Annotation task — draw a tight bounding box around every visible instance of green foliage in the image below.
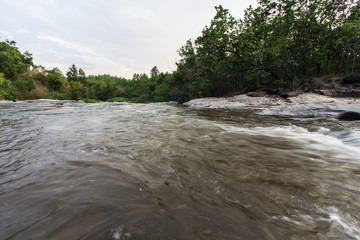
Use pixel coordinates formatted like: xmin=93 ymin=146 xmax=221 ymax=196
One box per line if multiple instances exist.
xmin=15 ymin=75 xmax=35 ymax=92
xmin=46 ymin=68 xmax=64 ymax=91
xmin=0 ymin=40 xmax=168 ymax=102
xmin=78 ymin=68 xmax=86 ymax=83
xmin=107 ymin=97 xmax=129 ymax=102
xmin=66 ymin=64 xmax=79 ymax=82
xmin=83 ymin=98 xmax=99 ymax=103
xmin=66 ymin=64 xmax=86 ymax=83
xmin=69 ymin=81 xmax=84 ymax=100
xmin=0 ymin=73 xmax=20 ymax=100
xmin=175 ymin=1 xmax=360 ymax=98
xmin=0 ymin=40 xmax=33 ymax=80
xmin=150 ymin=66 xmax=159 ymax=80
xmin=153 ymin=83 xmax=171 ymax=102
xmin=292 ymin=77 xmax=302 ymax=89
xmin=245 ymin=69 xmax=272 ymax=89
xmin=86 ymin=75 xmax=124 ymax=101
xmin=46 ymin=91 xmax=71 ymax=100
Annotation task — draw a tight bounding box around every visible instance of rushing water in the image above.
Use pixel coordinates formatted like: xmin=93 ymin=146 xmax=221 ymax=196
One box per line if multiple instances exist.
xmin=1 ymin=101 xmax=360 ymax=240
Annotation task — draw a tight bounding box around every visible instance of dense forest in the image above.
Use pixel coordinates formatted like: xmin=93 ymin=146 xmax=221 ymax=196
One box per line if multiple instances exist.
xmin=1 ymin=0 xmax=359 ymax=102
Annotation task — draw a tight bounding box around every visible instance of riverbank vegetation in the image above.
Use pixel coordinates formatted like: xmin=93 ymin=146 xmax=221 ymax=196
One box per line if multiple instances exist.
xmin=1 ymin=0 xmax=359 ymax=102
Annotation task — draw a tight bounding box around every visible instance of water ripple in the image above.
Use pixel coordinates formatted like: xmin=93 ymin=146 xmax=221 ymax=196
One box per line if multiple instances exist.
xmin=0 ymin=102 xmax=359 ymax=239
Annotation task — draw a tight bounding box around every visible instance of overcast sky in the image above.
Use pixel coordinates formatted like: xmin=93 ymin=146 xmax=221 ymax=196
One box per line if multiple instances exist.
xmin=0 ymin=0 xmax=258 ymax=78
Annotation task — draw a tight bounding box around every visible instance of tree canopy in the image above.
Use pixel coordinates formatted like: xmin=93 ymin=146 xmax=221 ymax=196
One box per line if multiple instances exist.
xmin=175 ymin=0 xmax=360 ymax=99
xmin=0 ymin=40 xmax=33 ymax=80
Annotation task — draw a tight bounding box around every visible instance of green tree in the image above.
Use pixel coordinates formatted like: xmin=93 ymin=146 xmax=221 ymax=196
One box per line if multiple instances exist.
xmin=175 ymin=1 xmax=359 ymax=99
xmin=69 ymin=81 xmax=83 ymax=100
xmin=337 ymin=4 xmax=360 ymax=73
xmin=66 ymin=64 xmax=79 ymax=82
xmin=46 ymin=68 xmax=64 ymax=91
xmin=175 ymin=39 xmax=199 ymax=99
xmin=78 ymin=68 xmax=86 ymax=83
xmin=15 ymin=71 xmax=36 ymax=92
xmin=150 ymin=66 xmax=159 ymax=80
xmin=0 ymin=40 xmax=33 ymax=80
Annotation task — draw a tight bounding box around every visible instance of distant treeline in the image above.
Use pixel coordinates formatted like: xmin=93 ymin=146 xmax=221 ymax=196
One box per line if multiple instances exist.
xmin=1 ymin=0 xmax=359 ymax=102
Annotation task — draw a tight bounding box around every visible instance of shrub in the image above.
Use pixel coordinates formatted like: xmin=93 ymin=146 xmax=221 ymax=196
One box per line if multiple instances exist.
xmin=46 ymin=91 xmax=71 ymax=100
xmin=22 ymin=84 xmax=48 ymax=99
xmin=107 ymin=97 xmax=129 ymax=102
xmin=83 ymin=98 xmax=99 ymax=103
xmin=0 ymin=74 xmax=20 ymax=100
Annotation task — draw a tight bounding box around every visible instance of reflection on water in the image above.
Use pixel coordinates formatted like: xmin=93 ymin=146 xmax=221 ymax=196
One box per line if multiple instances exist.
xmin=1 ymin=102 xmax=360 ymax=240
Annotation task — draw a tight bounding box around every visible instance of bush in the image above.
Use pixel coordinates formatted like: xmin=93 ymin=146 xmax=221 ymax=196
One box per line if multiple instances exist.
xmin=69 ymin=81 xmax=84 ymax=100
xmin=46 ymin=91 xmax=71 ymax=100
xmin=0 ymin=74 xmax=20 ymax=100
xmin=46 ymin=72 xmax=63 ymax=91
xmin=153 ymin=84 xmax=171 ymax=102
xmin=107 ymin=97 xmax=129 ymax=102
xmin=83 ymin=98 xmax=99 ymax=103
xmin=22 ymin=84 xmax=48 ymax=99
xmin=15 ymin=76 xmax=36 ymax=92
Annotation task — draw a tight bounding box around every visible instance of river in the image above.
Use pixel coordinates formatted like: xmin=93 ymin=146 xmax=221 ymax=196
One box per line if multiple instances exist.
xmin=1 ymin=101 xmax=360 ymax=240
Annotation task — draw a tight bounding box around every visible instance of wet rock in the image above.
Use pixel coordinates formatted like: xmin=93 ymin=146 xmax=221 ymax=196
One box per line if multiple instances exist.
xmin=185 ymin=93 xmax=360 ymax=120
xmin=246 ymin=91 xmax=266 ymax=97
xmin=287 ymin=90 xmax=303 ymax=98
xmin=319 ymin=89 xmax=337 ymax=97
xmin=337 ymin=111 xmax=360 ymax=121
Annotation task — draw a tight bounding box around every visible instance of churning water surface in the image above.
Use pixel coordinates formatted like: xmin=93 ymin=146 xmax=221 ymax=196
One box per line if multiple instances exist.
xmin=0 ymin=102 xmax=360 ymax=240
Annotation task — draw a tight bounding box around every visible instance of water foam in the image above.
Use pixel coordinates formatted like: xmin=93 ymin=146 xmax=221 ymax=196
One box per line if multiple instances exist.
xmin=215 ymin=123 xmax=360 ymax=162
xmin=328 ymin=207 xmax=360 ymax=240
xmin=276 ymin=207 xmax=360 ymax=240
xmin=111 ymin=225 xmax=131 ymax=240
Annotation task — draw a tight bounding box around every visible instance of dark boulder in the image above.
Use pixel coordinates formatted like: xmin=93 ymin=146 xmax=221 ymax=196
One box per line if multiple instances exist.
xmin=342 ymin=74 xmax=360 ymax=84
xmin=337 ymin=111 xmax=360 ymax=121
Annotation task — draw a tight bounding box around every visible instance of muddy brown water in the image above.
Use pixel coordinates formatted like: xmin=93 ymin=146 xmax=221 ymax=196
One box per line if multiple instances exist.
xmin=1 ymin=102 xmax=359 ymax=239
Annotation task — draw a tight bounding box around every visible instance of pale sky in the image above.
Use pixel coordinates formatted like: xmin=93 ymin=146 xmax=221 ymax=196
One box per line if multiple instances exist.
xmin=0 ymin=0 xmax=258 ymax=78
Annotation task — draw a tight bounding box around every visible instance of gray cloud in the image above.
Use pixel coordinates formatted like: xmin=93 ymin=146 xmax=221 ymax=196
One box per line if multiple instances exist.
xmin=0 ymin=0 xmax=257 ymax=78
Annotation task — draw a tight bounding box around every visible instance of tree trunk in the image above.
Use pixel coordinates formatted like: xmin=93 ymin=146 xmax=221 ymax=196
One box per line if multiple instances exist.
xmin=352 ymin=43 xmax=360 ymax=73
xmin=339 ymin=50 xmax=345 ymax=74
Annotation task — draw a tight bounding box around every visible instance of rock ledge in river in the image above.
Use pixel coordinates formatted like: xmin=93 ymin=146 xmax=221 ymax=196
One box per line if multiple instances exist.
xmin=184 ymin=93 xmax=360 ymax=119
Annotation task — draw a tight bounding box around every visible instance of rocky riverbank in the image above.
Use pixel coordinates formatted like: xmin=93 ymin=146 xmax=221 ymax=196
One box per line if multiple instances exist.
xmin=184 ymin=93 xmax=360 ymax=120
xmin=0 ymin=99 xmax=85 ymax=105
xmin=184 ymin=73 xmax=360 ymax=120
xmin=2 ymin=94 xmax=360 ymax=120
